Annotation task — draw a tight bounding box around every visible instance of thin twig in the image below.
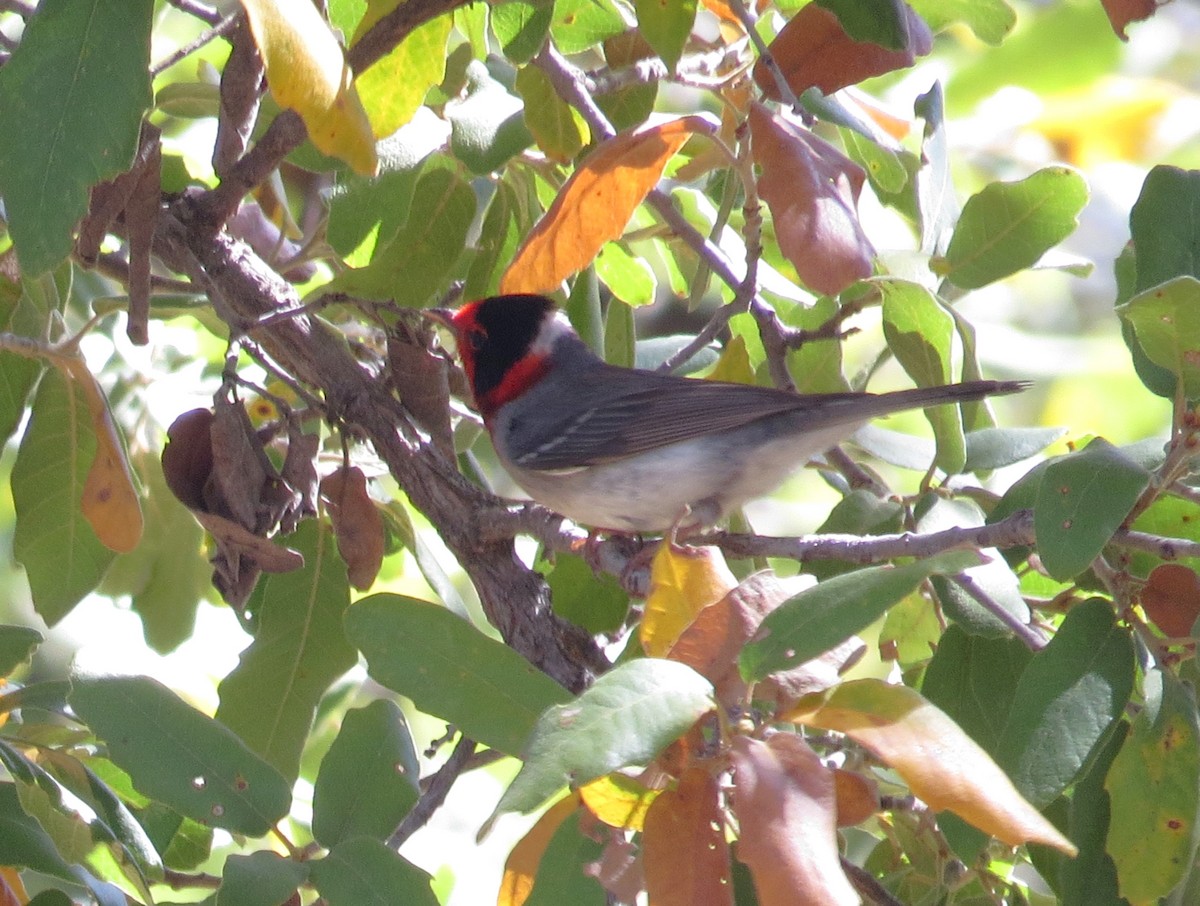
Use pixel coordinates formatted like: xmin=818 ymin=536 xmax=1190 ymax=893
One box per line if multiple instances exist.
xmin=388 ymin=736 xmax=478 ymax=849
xmin=726 ymin=0 xmax=807 ymax=117
xmin=841 ymin=857 xmax=905 ymax=906
xmin=164 ymin=0 xmax=222 ymax=26
xmin=1112 ymin=528 xmax=1200 ymax=561
xmin=949 ymin=572 xmax=1048 ymax=650
xmin=151 ymin=12 xmax=240 ymax=76
xmin=0 ymin=0 xmax=36 ymax=16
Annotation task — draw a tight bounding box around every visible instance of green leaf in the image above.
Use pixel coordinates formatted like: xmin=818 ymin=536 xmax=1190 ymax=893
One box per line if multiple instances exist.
xmin=464 ymin=181 xmax=523 ymax=300
xmin=815 ymin=0 xmax=910 ymax=49
xmin=325 ymin=165 xmax=476 ymax=302
xmin=216 ymin=520 xmax=356 ymax=785
xmin=326 ymin=147 xmax=431 ymax=265
xmin=1128 ymin=496 xmax=1200 ymax=577
xmin=915 ymin=83 xmax=957 ymax=256
xmin=0 ymin=0 xmax=153 ymax=274
xmin=907 ymin=0 xmax=1015 ymax=44
xmin=807 ymin=489 xmax=904 ymax=582
xmin=13 ymin=368 xmax=115 ymax=625
xmin=963 ymin=426 xmax=1067 ymax=472
xmin=1117 ymin=275 xmax=1200 ymax=400
xmin=354 ymin=14 xmax=451 ymax=138
xmin=596 ymin=32 xmax=658 ymax=131
xmin=1033 ymin=439 xmax=1151 ymax=581
xmin=922 ymin=626 xmax=1032 ymax=756
xmin=840 ymin=128 xmax=910 ymax=196
xmin=604 ymin=297 xmax=636 ymax=368
xmin=0 ymin=782 xmax=77 ymax=883
xmin=312 ymin=700 xmax=420 ymax=847
xmin=942 ymin=166 xmax=1089 ymax=290
xmin=310 ymin=837 xmax=439 ymax=906
xmin=739 ymin=551 xmax=980 ymax=682
xmin=70 ymin=675 xmax=292 ymax=836
xmin=492 ymin=659 xmax=714 ymax=818
xmin=634 ymin=0 xmax=696 ymax=71
xmin=447 ymin=61 xmax=533 ymax=175
xmin=27 ymin=892 xmax=75 ymax=906
xmin=595 ymin=242 xmax=657 ymax=307
xmin=0 ymin=625 xmax=43 ymax=677
xmin=516 ymin=65 xmax=589 ymax=163
xmin=1061 ymin=720 xmax=1128 ymax=906
xmin=779 ymin=295 xmax=850 ymax=394
xmin=525 ymin=810 xmax=606 ymax=906
xmin=1105 ymin=670 xmax=1200 ymax=905
xmin=491 ymin=0 xmax=553 ymax=65
xmin=215 ymin=852 xmax=309 ymax=906
xmin=878 ymin=279 xmax=965 ymax=473
xmin=345 ymin=593 xmax=573 ymax=756
xmin=999 ymin=599 xmax=1133 ymax=808
xmin=1130 ymin=165 xmax=1200 ymax=292
xmin=546 ymin=553 xmax=629 ymax=634
xmin=0 ymin=278 xmax=47 ymax=445
xmin=551 ymin=0 xmax=626 ymax=53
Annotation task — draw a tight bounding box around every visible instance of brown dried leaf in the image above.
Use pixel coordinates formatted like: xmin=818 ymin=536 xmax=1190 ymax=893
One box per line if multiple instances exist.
xmin=388 ymin=328 xmax=454 ymax=458
xmin=210 ymin=395 xmax=271 ymax=532
xmin=162 ymin=408 xmax=216 ymax=511
xmin=279 ymin=425 xmax=320 ymax=533
xmin=1141 ymin=563 xmax=1200 ymax=639
xmin=193 ymin=509 xmax=304 ymax=573
xmin=1100 ymin=0 xmax=1158 ymax=39
xmin=668 ymin=571 xmax=863 ymax=709
xmin=749 ymin=103 xmax=874 ymax=296
xmin=501 ymin=115 xmax=716 ymax=294
xmin=730 ymin=735 xmax=858 ymax=906
xmin=642 ymin=543 xmax=736 ymax=658
xmin=643 ymin=767 xmax=732 ymax=906
xmin=214 ymin=19 xmax=266 ymax=176
xmin=833 ymin=767 xmax=880 ymax=827
xmin=753 ymin=3 xmax=931 ymax=98
xmin=62 ymin=359 xmax=143 ymax=554
xmin=586 ymin=837 xmax=644 ymax=905
xmin=321 ymin=465 xmax=385 ymax=590
xmin=498 ymin=793 xmax=580 ymax=906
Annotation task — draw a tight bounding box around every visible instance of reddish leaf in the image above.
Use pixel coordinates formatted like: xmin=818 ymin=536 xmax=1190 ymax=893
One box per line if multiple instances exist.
xmin=833 ymin=767 xmax=880 ymax=827
xmin=321 ymin=466 xmax=385 ymax=591
xmin=498 ymin=793 xmax=580 ymax=906
xmin=162 ymin=408 xmax=215 ymax=512
xmin=501 ymin=115 xmax=716 ymax=294
xmin=1100 ymin=0 xmax=1158 ymax=39
xmin=730 ymin=735 xmax=858 ymax=906
xmin=753 ymin=3 xmax=932 ymax=99
xmin=643 ymin=767 xmax=733 ymax=906
xmin=1141 ymin=563 xmax=1200 ymax=638
xmin=749 ymin=103 xmax=874 ymax=295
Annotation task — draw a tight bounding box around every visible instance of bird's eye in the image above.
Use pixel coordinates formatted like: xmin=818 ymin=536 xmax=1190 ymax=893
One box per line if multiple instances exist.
xmin=468 ymin=329 xmax=486 ymax=351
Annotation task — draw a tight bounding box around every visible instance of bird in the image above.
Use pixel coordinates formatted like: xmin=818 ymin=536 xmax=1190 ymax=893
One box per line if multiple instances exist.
xmin=429 ymin=293 xmax=1027 ymax=534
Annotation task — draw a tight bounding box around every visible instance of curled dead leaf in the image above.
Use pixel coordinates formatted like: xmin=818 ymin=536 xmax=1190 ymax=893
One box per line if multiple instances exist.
xmin=753 ymin=3 xmax=931 ymax=99
xmin=1141 ymin=563 xmax=1200 ymax=639
xmin=321 ymin=466 xmax=385 ymax=590
xmin=162 ymin=408 xmax=216 ymax=511
xmin=833 ymin=767 xmax=880 ymax=827
xmin=192 ymin=509 xmax=304 ymax=573
xmin=388 ymin=325 xmax=454 ymax=457
xmin=501 ymin=115 xmax=717 ymax=294
xmin=730 ymin=734 xmax=858 ymax=906
xmin=749 ymin=103 xmax=874 ymax=296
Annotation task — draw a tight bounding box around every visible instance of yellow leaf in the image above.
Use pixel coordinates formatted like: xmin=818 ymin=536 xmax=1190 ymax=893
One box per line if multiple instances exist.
xmin=497 ymin=793 xmax=579 ymax=906
xmin=354 ymin=13 xmax=452 ymax=138
xmin=240 ymin=0 xmax=377 ymax=175
xmin=59 ymin=359 xmax=143 ymax=554
xmin=500 ymin=115 xmax=716 ymax=294
xmin=579 ymin=773 xmax=659 ymax=831
xmin=786 ymin=679 xmax=1078 ymax=855
xmin=702 ymin=335 xmax=754 ymax=385
xmin=641 ymin=544 xmax=736 ymax=658
xmin=1033 ymin=77 xmax=1177 ymax=168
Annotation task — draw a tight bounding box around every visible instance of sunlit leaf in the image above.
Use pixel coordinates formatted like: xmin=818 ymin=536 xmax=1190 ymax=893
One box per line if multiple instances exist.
xmin=907 ymin=0 xmax=1015 ymax=44
xmin=787 ymin=679 xmax=1078 ymax=854
xmin=240 ymin=0 xmax=377 ymax=175
xmin=749 ymin=104 xmax=873 ymax=296
xmin=1117 ymin=275 xmax=1200 ymax=400
xmin=0 ymin=626 xmax=42 ymax=679
xmin=516 ymin=65 xmax=590 ymax=163
xmin=498 ymin=793 xmax=579 ymax=906
xmin=730 ymin=734 xmax=857 ymax=906
xmin=641 ymin=544 xmax=736 ymax=658
xmin=491 ymin=660 xmax=714 ymax=820
xmin=321 ymin=466 xmax=385 ymax=590
xmin=345 ymin=593 xmax=572 ymax=756
xmin=941 ymin=166 xmax=1088 ymax=289
xmin=446 ymin=61 xmax=533 ymax=175
xmin=1106 ymin=669 xmax=1200 ymax=904
xmin=501 ymin=115 xmax=716 ymax=294
xmin=354 ymin=13 xmax=452 ymax=138
xmin=578 ymin=774 xmax=658 ymax=831
xmin=643 ymin=767 xmax=732 ymax=906
xmin=0 ymin=0 xmax=153 ymax=275
xmin=634 ymin=0 xmax=697 ymax=72
xmin=551 ymin=0 xmax=626 ymax=53
xmin=491 ymin=0 xmax=553 ymax=65
xmin=71 ymin=675 xmax=292 ymax=836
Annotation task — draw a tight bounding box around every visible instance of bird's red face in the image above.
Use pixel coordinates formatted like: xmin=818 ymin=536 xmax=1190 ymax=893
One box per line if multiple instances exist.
xmin=440 ymin=295 xmax=559 ymax=421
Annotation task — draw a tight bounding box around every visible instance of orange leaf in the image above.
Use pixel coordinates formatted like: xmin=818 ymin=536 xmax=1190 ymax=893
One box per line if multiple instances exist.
xmin=833 ymin=767 xmax=879 ymax=827
xmin=240 ymin=0 xmax=377 ymax=175
xmin=730 ymin=735 xmax=858 ymax=906
xmin=641 ymin=543 xmax=736 ymax=657
xmin=500 ymin=115 xmax=716 ymax=294
xmin=0 ymin=868 xmax=26 ymax=906
xmin=786 ymin=679 xmax=1078 ymax=855
xmin=753 ymin=3 xmax=931 ymax=99
xmin=1141 ymin=563 xmax=1200 ymax=639
xmin=498 ymin=793 xmax=580 ymax=906
xmin=643 ymin=767 xmax=733 ymax=906
xmin=749 ymin=103 xmax=874 ymax=296
xmin=1100 ymin=0 xmax=1158 ymax=39
xmin=60 ymin=359 xmax=143 ymax=554
xmin=320 ymin=466 xmax=385 ymax=590
xmin=579 ymin=773 xmax=660 ymax=831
